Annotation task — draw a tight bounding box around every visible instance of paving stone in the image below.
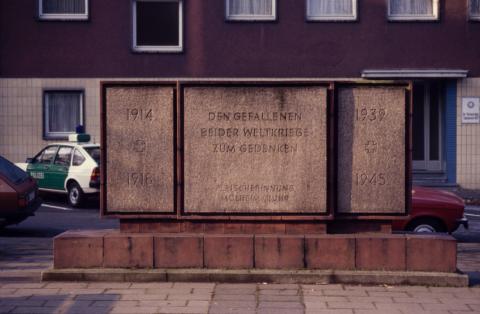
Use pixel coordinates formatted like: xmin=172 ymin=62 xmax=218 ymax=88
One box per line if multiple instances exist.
xmin=259 ymin=289 xmax=299 ymax=295
xmin=15 ymin=288 xmax=60 ymax=296
xmin=75 ymin=294 xmax=121 ymax=301
xmin=167 ymin=293 xmax=212 ymax=301
xmin=304 ymin=296 xmax=348 ymax=302
xmin=129 ymin=283 xmax=173 ymax=289
xmin=213 ymin=294 xmax=256 ymax=301
xmin=87 ymin=283 xmax=132 ymax=289
xmin=367 ymin=291 xmax=410 ymax=298
xmin=305 ymin=310 xmax=353 ymax=314
xmin=259 ymin=284 xmax=300 ymax=290
xmin=327 ymin=301 xmax=375 ymax=309
xmin=258 ymin=301 xmax=304 ymax=308
xmin=0 ymin=306 xmax=15 ymax=314
xmin=121 ymin=294 xmax=168 ymax=301
xmin=92 ymin=300 xmax=137 ymax=307
xmin=208 ymin=307 xmax=255 ymax=314
xmin=158 ymin=306 xmax=209 ymax=313
xmin=323 ymin=289 xmax=368 ymax=296
xmin=375 ymin=302 xmax=424 ymax=312
xmin=393 ymin=297 xmax=440 ymax=304
xmin=210 ymin=301 xmax=257 ymax=308
xmin=110 ymin=306 xmax=159 ymax=313
xmin=60 ymin=288 xmax=107 ymax=296
xmin=421 ymin=303 xmax=472 ymax=311
xmin=105 ymin=289 xmax=146 ymax=295
xmin=11 ymin=307 xmax=57 ymax=314
xmin=303 ymin=301 xmax=327 ymax=309
xmin=257 ymin=309 xmax=304 ymax=314
xmin=258 ymin=295 xmax=301 ymax=302
xmin=137 ymin=300 xmax=185 ymax=307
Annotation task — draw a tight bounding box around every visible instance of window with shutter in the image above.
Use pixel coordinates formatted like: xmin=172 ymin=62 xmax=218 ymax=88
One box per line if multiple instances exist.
xmin=388 ymin=0 xmax=439 ymax=21
xmin=226 ymin=0 xmax=276 ymax=21
xmin=306 ymin=0 xmax=357 ymax=21
xmin=39 ymin=0 xmax=88 ymax=20
xmin=470 ymin=0 xmax=480 ymax=20
xmin=43 ymin=91 xmax=84 ymax=140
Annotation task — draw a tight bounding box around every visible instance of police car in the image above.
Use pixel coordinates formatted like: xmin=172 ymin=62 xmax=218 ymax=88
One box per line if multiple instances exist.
xmin=16 ymin=134 xmax=100 ymax=207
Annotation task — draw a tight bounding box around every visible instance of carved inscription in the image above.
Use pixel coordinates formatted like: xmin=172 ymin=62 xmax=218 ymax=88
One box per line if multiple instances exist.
xmin=338 ymin=87 xmax=406 ymax=214
xmin=184 ymin=86 xmax=327 ymax=213
xmin=105 ymin=86 xmax=174 ymax=212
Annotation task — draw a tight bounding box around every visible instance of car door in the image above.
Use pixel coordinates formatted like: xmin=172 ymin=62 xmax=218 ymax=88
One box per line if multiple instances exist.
xmin=27 ymin=146 xmax=59 ymax=189
xmin=50 ymin=146 xmax=73 ymax=191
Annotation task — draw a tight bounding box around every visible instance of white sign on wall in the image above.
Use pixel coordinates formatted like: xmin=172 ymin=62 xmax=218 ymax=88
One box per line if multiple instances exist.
xmin=462 ymin=97 xmax=480 ymax=124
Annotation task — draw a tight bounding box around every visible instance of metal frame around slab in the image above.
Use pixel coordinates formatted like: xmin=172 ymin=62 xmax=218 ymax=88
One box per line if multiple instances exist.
xmin=100 ymin=81 xmax=178 ymax=219
xmin=100 ymin=80 xmax=411 ymax=221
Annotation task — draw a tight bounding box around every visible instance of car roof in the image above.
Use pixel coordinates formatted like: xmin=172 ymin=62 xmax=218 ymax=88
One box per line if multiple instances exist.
xmin=50 ymin=142 xmax=100 ymax=148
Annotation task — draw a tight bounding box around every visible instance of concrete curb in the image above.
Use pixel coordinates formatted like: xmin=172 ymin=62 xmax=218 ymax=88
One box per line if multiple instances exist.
xmin=41 ymin=268 xmax=469 ymax=287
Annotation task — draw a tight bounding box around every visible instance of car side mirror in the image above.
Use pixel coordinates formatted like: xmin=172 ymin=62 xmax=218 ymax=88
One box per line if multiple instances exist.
xmin=26 ymin=158 xmax=33 ymax=163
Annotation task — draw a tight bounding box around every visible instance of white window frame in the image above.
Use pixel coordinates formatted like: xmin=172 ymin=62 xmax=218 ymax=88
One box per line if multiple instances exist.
xmin=387 ymin=0 xmax=439 ymax=21
xmin=306 ymin=0 xmax=358 ymax=22
xmin=132 ymin=0 xmax=183 ymax=53
xmin=225 ymin=0 xmax=277 ymax=21
xmin=38 ymin=0 xmax=89 ymax=21
xmin=43 ymin=90 xmax=84 ymax=140
xmin=469 ymin=0 xmax=480 ymax=21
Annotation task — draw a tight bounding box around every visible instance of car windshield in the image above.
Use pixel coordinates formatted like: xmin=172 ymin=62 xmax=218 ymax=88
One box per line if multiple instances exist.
xmin=84 ymin=147 xmax=101 ymax=165
xmin=0 ymin=155 xmax=29 ymax=185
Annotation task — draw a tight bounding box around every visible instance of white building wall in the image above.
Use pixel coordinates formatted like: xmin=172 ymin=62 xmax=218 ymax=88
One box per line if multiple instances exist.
xmin=0 ymin=78 xmax=101 ymax=163
xmin=457 ymin=77 xmax=480 ymax=189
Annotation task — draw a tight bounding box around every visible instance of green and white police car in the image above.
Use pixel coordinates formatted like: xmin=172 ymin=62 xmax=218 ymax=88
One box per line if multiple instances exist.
xmin=16 ymin=134 xmax=100 ymax=207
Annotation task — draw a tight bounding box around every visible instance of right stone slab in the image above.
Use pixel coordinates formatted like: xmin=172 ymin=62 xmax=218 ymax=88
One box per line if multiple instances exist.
xmin=338 ymin=86 xmax=406 ymax=214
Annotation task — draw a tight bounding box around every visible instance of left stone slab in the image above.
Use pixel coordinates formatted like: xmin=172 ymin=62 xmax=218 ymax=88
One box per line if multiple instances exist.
xmin=105 ymin=86 xmax=175 ymax=213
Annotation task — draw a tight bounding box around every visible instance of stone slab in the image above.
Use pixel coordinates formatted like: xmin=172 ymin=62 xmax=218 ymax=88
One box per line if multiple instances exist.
xmin=406 ymin=234 xmax=457 ymax=272
xmin=204 ymin=235 xmax=254 ymax=269
xmin=337 ymin=86 xmax=406 ymax=214
xmin=53 ymin=230 xmax=108 ymax=269
xmin=41 ymin=269 xmax=469 ymax=287
xmin=305 ymin=235 xmax=355 ymax=270
xmin=105 ymin=86 xmax=174 ymax=213
xmin=183 ymin=86 xmax=327 ymax=214
xmin=355 ymin=235 xmax=406 ymax=271
xmin=103 ymin=233 xmax=154 ymax=268
xmin=154 ymin=234 xmax=204 ymax=268
xmin=254 ymin=235 xmax=304 ymax=269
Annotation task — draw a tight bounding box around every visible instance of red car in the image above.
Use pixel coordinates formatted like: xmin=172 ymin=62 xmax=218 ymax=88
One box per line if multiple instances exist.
xmin=393 ymin=186 xmax=468 ymax=233
xmin=0 ymin=155 xmax=41 ymax=227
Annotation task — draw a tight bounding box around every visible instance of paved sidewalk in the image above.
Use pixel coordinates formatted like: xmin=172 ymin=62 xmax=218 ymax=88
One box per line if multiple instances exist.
xmin=1 ymin=238 xmax=480 ymax=314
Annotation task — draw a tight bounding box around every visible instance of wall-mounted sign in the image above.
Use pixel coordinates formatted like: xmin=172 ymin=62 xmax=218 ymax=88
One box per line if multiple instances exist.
xmin=462 ymin=97 xmax=480 ymax=124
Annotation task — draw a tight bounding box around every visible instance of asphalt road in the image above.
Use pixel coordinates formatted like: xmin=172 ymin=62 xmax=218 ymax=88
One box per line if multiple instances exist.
xmin=0 ymin=194 xmax=117 ymax=238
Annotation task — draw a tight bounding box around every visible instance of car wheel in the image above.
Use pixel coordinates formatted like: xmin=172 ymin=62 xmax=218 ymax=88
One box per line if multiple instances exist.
xmin=67 ymin=182 xmax=84 ymax=208
xmin=409 ymin=219 xmax=446 ymax=233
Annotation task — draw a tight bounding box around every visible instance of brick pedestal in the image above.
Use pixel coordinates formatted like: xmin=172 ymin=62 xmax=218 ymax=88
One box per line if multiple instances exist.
xmin=53 ymin=230 xmax=458 ymax=273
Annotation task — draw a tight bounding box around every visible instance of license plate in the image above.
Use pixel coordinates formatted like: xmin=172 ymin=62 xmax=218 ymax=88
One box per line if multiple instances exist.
xmin=27 ymin=191 xmax=35 ymax=203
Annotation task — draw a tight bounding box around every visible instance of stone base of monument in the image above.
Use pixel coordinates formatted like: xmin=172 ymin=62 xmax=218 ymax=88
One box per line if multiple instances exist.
xmin=44 ymin=229 xmax=468 ymax=286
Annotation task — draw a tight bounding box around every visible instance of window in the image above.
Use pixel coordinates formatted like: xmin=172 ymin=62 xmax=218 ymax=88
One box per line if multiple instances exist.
xmin=306 ymin=0 xmax=357 ymax=21
xmin=470 ymin=0 xmax=480 ymax=20
xmin=54 ymin=147 xmax=73 ymax=166
xmin=388 ymin=0 xmax=439 ymax=21
xmin=37 ymin=146 xmax=59 ymax=164
xmin=39 ymin=0 xmax=89 ymax=20
xmin=72 ymin=149 xmax=86 ymax=166
xmin=133 ymin=0 xmax=183 ymax=52
xmin=43 ymin=91 xmax=84 ymax=140
xmin=226 ymin=0 xmax=276 ymax=21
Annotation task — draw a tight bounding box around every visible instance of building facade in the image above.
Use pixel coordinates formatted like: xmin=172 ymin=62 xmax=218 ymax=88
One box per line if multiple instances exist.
xmin=1 ymin=0 xmax=480 ymax=188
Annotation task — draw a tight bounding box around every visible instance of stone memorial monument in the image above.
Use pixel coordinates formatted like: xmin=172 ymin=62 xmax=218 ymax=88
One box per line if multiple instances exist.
xmin=47 ymin=81 xmax=461 ymax=285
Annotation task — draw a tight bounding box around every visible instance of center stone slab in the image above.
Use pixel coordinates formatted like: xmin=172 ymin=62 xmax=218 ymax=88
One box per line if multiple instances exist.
xmin=183 ymin=86 xmax=327 ymax=214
